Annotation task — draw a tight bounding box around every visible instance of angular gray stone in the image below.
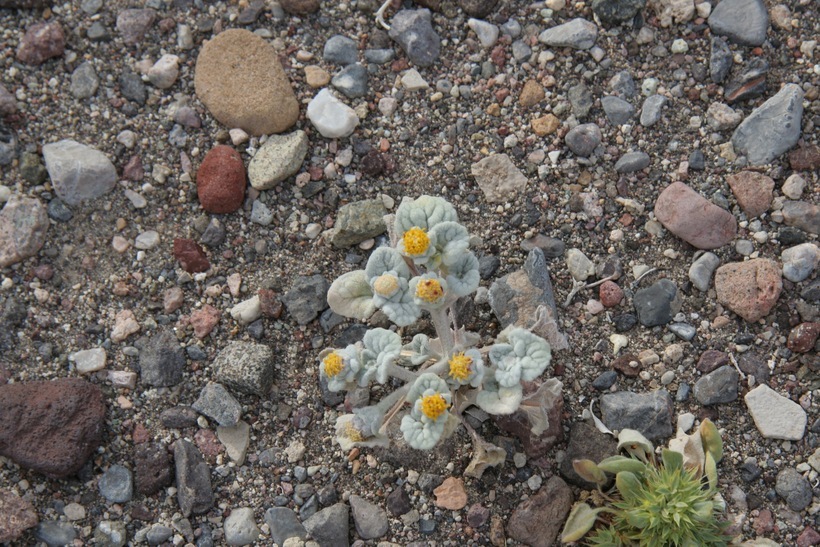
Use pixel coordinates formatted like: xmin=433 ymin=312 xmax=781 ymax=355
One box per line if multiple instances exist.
xmin=568 ymin=82 xmax=593 ymax=118
xmin=192 ymin=383 xmax=242 ymax=427
xmin=693 ymin=365 xmax=739 ymax=405
xmin=508 ymin=476 xmax=573 ymax=546
xmin=565 ymin=123 xmax=602 ymax=157
xmin=640 ymin=94 xmax=666 ymax=127
xmin=732 ymin=84 xmax=803 ymax=165
xmin=592 ymin=0 xmax=645 ymax=24
xmin=303 ymin=503 xmax=349 ymax=547
xmin=388 ymin=10 xmax=440 ymax=68
xmin=781 ymin=243 xmax=819 ymax=282
xmin=331 ymin=64 xmax=368 ymax=99
xmin=470 ymin=153 xmax=528 ymax=203
xmin=174 ymin=440 xmax=214 ymax=517
xmin=782 ymin=201 xmax=819 ymax=235
xmin=35 ymin=521 xmax=77 ymax=547
xmin=744 ymin=384 xmax=806 ymax=440
xmin=331 ymin=199 xmax=387 ymax=248
xmin=213 ymin=341 xmax=275 ymax=397
xmin=710 ymin=36 xmax=733 ymax=84
xmin=42 ymin=139 xmax=117 ymax=206
xmin=98 ymin=464 xmax=133 ymax=503
xmin=614 ymin=151 xmax=650 ymax=173
xmin=248 ymin=130 xmax=308 ymax=191
xmin=139 ymin=328 xmax=186 ymax=387
xmin=601 ymin=95 xmax=635 ymax=125
xmin=600 ymin=390 xmax=674 ymax=440
xmin=708 ymin=0 xmax=769 ymax=46
xmin=0 ymin=195 xmax=49 ymax=268
xmin=264 ymin=507 xmax=307 ymax=545
xmin=323 ymin=35 xmax=358 ymax=65
xmin=538 ymin=18 xmax=598 ymax=50
xmin=775 ymin=468 xmax=812 ymax=511
xmin=489 ymin=248 xmax=557 ymax=330
xmin=282 ymin=275 xmax=330 ymax=325
xmin=559 ymin=422 xmax=618 ymax=488
xmin=70 ymin=61 xmax=99 ymax=99
xmin=688 ymin=252 xmax=720 ymax=292
xmin=349 ymin=495 xmax=388 ymax=539
xmin=223 ymin=507 xmax=259 ymax=546
xmin=633 ymin=279 xmax=680 ymax=327
xmin=116 ymin=8 xmax=156 ymax=46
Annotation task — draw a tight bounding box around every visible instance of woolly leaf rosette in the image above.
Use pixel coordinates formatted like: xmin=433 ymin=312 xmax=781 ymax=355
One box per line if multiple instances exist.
xmin=409 ymin=272 xmax=449 ymax=310
xmin=358 ymin=328 xmax=402 ymax=385
xmin=401 ymin=373 xmax=453 ymax=450
xmin=446 ymin=348 xmax=485 ymax=388
xmin=335 ymin=406 xmax=388 ymax=451
xmin=402 ymin=334 xmax=439 ymax=366
xmin=319 ymin=345 xmax=362 ymax=392
xmin=429 ymin=221 xmax=470 ymax=266
xmin=394 ymin=195 xmax=458 ymax=235
xmin=326 ymin=270 xmax=375 ymax=321
xmin=364 ymin=247 xmax=420 ymax=326
xmin=443 ymin=250 xmax=480 ymax=297
xmin=490 ymin=328 xmax=552 ymax=387
xmin=475 ymin=374 xmax=523 ymax=415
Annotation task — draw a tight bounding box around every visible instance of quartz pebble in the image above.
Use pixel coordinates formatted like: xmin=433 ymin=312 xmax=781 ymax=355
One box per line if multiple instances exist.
xmin=307 ymin=89 xmax=359 ymax=139
xmin=745 ymin=384 xmax=806 ymax=440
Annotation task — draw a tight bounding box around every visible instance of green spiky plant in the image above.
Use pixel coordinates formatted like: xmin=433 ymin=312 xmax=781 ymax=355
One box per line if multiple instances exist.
xmin=561 ymin=419 xmax=731 ymax=546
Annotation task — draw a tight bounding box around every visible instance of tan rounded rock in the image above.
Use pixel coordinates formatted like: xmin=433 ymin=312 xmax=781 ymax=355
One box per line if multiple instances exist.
xmin=654 ymin=181 xmax=737 ymax=249
xmin=715 ymin=258 xmax=782 ymax=322
xmin=194 ymin=29 xmax=299 ymax=136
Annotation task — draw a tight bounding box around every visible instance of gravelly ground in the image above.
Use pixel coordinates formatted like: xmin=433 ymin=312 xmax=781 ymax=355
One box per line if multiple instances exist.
xmin=0 ymin=0 xmax=818 ymax=545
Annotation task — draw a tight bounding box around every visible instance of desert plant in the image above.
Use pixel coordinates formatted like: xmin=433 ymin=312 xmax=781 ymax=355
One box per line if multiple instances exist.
xmin=561 ymin=419 xmax=729 ymax=546
xmin=320 ymin=195 xmax=558 ymax=477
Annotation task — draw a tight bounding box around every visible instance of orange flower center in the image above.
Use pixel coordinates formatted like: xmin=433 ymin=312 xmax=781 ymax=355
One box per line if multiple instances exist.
xmin=448 ymin=352 xmax=473 ymax=381
xmin=416 ymin=278 xmax=444 ymax=303
xmin=403 ymin=227 xmax=430 ymax=256
xmin=323 ymin=352 xmax=344 ymax=377
xmin=420 ymin=393 xmax=449 ymax=420
xmin=373 ymin=274 xmax=399 ymax=296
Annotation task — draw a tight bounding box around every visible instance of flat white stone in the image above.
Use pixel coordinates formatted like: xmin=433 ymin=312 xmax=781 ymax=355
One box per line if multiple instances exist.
xmin=217 ymin=420 xmax=250 ymax=466
xmin=744 ymin=384 xmax=806 ymax=441
xmin=230 ymin=296 xmax=261 ymax=325
xmin=307 ymin=89 xmax=359 ymax=139
xmin=71 ymin=347 xmax=107 ymax=374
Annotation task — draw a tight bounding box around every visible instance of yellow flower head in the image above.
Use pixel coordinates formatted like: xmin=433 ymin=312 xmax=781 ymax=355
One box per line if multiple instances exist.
xmin=373 ymin=273 xmax=399 ymax=297
xmin=402 ymin=227 xmax=430 ymax=256
xmin=323 ymin=352 xmax=344 ymax=378
xmin=420 ymin=393 xmax=449 ymax=421
xmin=344 ymin=422 xmax=364 ymax=443
xmin=415 ymin=278 xmax=444 ymax=303
xmin=448 ymin=352 xmax=473 ymax=381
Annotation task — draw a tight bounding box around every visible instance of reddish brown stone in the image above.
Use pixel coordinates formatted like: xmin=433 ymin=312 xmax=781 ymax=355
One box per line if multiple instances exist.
xmin=715 ymin=259 xmax=782 ymax=322
xmin=173 ymin=238 xmax=210 ymax=273
xmin=654 ymin=181 xmax=737 ymax=249
xmin=787 ymin=322 xmax=819 ymax=353
xmin=789 ymin=144 xmax=820 ymax=171
xmin=494 ymin=380 xmax=563 ymax=458
xmin=194 ymin=429 xmax=221 ymax=459
xmin=508 ymin=476 xmax=573 ymax=547
xmin=0 ymin=489 xmax=38 ymax=543
xmin=134 ymin=442 xmax=173 ymax=495
xmin=258 ymin=289 xmax=283 ymax=318
xmin=599 ymin=280 xmax=624 ymax=307
xmin=279 ymin=0 xmax=319 ymax=14
xmin=611 ymin=354 xmax=641 ymax=377
xmin=697 ymin=349 xmax=729 ymax=373
xmin=196 ymin=145 xmax=246 ymax=214
xmin=16 ymin=21 xmax=65 ymax=65
xmin=798 ymin=526 xmax=820 ymax=547
xmin=123 ymin=155 xmax=144 ymax=181
xmin=0 ymin=378 xmax=105 ymax=478
xmin=726 ymin=171 xmax=775 ymax=218
xmin=189 ymin=304 xmax=220 ymax=339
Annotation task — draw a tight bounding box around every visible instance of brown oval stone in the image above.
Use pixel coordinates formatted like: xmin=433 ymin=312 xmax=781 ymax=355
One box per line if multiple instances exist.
xmin=714 ymin=258 xmax=782 ymax=322
xmin=196 ymin=145 xmax=246 ymax=214
xmin=173 ymin=238 xmax=210 ymax=273
xmin=599 ymin=280 xmax=624 ymax=307
xmin=654 ymin=181 xmax=737 ymax=249
xmin=16 ymin=21 xmax=65 ymax=65
xmin=0 ymin=378 xmax=105 ymax=478
xmin=787 ymin=322 xmax=819 ymax=353
xmin=280 ymin=0 xmax=320 ymax=14
xmin=194 ymin=29 xmax=299 ymax=136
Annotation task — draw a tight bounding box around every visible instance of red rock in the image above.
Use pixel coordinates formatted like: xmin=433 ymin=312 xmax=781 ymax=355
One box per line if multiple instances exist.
xmin=787 ymin=322 xmax=819 ymax=353
xmin=754 ymin=508 xmax=774 ymax=535
xmin=611 ymin=354 xmax=641 ymax=377
xmin=16 ymin=22 xmax=65 ymax=65
xmin=132 ymin=422 xmax=150 ymax=444
xmin=134 ymin=443 xmax=173 ymax=495
xmin=123 ymin=155 xmax=144 ymax=181
xmin=194 ymin=429 xmax=221 ymax=459
xmin=697 ymin=349 xmax=729 ymax=373
xmin=797 ymin=526 xmax=820 ymax=547
xmin=599 ymin=280 xmax=624 ymax=307
xmin=190 ymin=304 xmax=220 ymax=338
xmin=654 ymin=181 xmax=737 ymax=249
xmin=715 ymin=259 xmax=782 ymax=322
xmin=196 ymin=146 xmax=246 ymax=214
xmin=258 ymin=289 xmax=283 ymax=318
xmin=726 ymin=171 xmax=775 ymax=218
xmin=790 ymin=144 xmax=820 ymax=171
xmin=174 ymin=238 xmax=210 ymax=273
xmin=0 ymin=489 xmax=38 ymax=543
xmin=0 ymin=378 xmax=105 ymax=478
xmin=508 ymin=476 xmax=573 ymax=547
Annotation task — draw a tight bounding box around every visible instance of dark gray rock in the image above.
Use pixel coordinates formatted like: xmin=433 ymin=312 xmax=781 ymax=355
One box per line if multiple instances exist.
xmin=146 ymin=525 xmax=173 ymax=545
xmin=303 ymin=503 xmax=349 ymax=547
xmin=139 ymin=328 xmax=185 ymax=387
xmin=134 ymin=442 xmax=173 ymax=495
xmin=264 ymin=507 xmax=307 ymax=545
xmin=0 ymin=125 xmax=17 ymax=167
xmin=508 ymin=476 xmax=574 ymax=546
xmin=592 ymin=370 xmax=618 ymax=390
xmin=386 ymin=487 xmax=411 ymax=516
xmin=689 ymin=149 xmax=706 ymax=170
xmin=173 ymin=440 xmax=213 ymax=517
xmin=331 ymin=199 xmax=387 ymax=248
xmin=559 ymin=422 xmax=618 ymax=488
xmin=323 ymin=35 xmax=358 ymax=65
xmin=592 ymin=0 xmax=645 ymax=25
xmin=160 ymin=406 xmax=199 ymax=428
xmin=614 ymin=151 xmax=650 ymax=173
xmin=600 ymin=390 xmax=674 ymax=440
xmin=282 ymin=275 xmax=330 ymax=325
xmin=633 ymin=279 xmax=680 ymax=327
xmin=775 ymin=468 xmax=813 ymax=511
xmin=192 ymin=383 xmax=241 ymax=427
xmin=98 ymin=464 xmax=133 ymax=503
xmin=34 ymin=521 xmax=77 ymax=547
xmin=565 ymin=123 xmax=602 ymax=157
xmin=709 ymin=37 xmax=733 ymax=84
xmin=349 ymin=495 xmax=388 ymax=539
xmin=521 ymin=234 xmax=565 ymax=258
xmin=364 ymin=48 xmax=395 ymax=65
xmin=489 ymin=248 xmax=557 ymax=329
xmin=212 ymin=341 xmax=274 ymax=397
xmin=725 ymin=58 xmax=769 ymax=104
xmin=601 ymin=95 xmax=635 ymax=125
xmin=609 ymin=70 xmax=636 ymax=98
xmin=537 ymin=18 xmax=598 ymax=50
xmin=70 ymin=61 xmax=99 ymax=99
xmin=708 ymin=0 xmax=769 ymax=46
xmin=668 ymin=322 xmax=696 ymax=341
xmin=459 ymin=0 xmax=498 ymax=17
xmin=119 ymin=70 xmax=146 ymax=105
xmin=640 ymin=94 xmax=666 ymax=127
xmin=47 ymin=198 xmax=73 ymax=222
xmin=693 ymin=365 xmax=739 ymax=405
xmin=568 ymin=82 xmax=593 ymax=118
xmin=388 ymin=10 xmax=441 ymax=68
xmin=201 ymin=218 xmax=226 ymax=247
xmin=732 ymin=84 xmax=804 ymax=165
xmin=19 ymin=152 xmax=48 ymax=184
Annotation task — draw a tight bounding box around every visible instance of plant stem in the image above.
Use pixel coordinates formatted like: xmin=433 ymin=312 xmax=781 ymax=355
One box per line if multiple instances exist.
xmin=385 ymin=362 xmax=418 ymax=383
xmin=430 ymin=307 xmax=454 ymax=356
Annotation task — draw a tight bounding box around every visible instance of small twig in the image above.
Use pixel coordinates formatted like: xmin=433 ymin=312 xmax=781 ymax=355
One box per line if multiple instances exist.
xmin=563 ymin=274 xmax=617 ymax=308
xmin=375 ymin=0 xmax=392 ymax=30
xmin=728 ymin=353 xmax=747 ymax=380
xmin=630 ymin=267 xmax=658 ymax=290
